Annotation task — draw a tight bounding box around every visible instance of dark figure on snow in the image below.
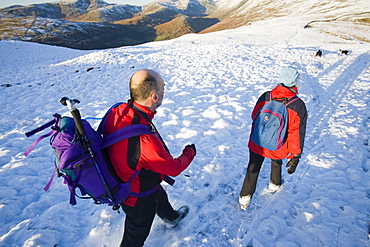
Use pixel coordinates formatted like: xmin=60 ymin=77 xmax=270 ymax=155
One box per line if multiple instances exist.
xmin=239 ymin=66 xmax=308 ymax=210
xmin=339 ymin=49 xmax=349 ymax=55
xmin=104 ymin=69 xmax=196 ymax=246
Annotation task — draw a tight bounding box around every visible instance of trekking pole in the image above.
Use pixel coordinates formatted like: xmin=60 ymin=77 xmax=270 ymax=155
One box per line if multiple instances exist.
xmin=60 ymin=97 xmax=120 ymax=210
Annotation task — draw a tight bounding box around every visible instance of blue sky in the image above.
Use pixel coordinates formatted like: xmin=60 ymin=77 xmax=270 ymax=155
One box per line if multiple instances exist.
xmin=0 ymin=0 xmax=153 ymax=8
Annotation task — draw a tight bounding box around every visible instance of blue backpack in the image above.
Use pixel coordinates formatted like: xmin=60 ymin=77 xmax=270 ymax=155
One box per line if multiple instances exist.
xmin=25 ymin=99 xmax=173 ymax=210
xmin=250 ymin=92 xmax=298 ymax=151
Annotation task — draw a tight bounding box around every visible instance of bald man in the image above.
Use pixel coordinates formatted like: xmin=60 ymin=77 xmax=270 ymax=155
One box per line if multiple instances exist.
xmin=104 ymin=69 xmax=196 ymax=247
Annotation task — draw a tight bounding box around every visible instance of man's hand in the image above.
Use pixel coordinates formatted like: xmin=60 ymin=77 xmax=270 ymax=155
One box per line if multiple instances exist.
xmin=286 ymin=157 xmax=299 ymax=174
xmin=185 ymin=144 xmax=196 ymax=155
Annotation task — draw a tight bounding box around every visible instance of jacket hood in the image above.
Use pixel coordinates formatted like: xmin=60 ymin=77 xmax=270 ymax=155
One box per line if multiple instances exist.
xmin=271 ymin=85 xmax=298 ymax=99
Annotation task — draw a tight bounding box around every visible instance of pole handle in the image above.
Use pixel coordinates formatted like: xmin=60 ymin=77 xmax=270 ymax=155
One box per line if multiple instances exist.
xmin=60 ymin=97 xmax=86 ymax=136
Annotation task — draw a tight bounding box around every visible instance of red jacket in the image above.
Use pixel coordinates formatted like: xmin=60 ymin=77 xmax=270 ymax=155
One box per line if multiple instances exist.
xmin=248 ymin=85 xmax=307 ymax=160
xmin=105 ymin=101 xmax=195 ymax=206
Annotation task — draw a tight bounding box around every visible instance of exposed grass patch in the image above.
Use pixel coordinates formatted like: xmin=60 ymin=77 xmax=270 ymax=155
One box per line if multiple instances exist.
xmin=356 ymin=18 xmax=370 ymax=23
xmin=154 ymin=16 xmax=193 ymax=41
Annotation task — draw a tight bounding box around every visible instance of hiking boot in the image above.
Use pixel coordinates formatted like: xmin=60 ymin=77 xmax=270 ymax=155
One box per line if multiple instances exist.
xmin=239 ymin=195 xmax=251 ymax=210
xmin=165 ymin=206 xmax=189 ymax=228
xmin=268 ymin=182 xmax=281 ymax=193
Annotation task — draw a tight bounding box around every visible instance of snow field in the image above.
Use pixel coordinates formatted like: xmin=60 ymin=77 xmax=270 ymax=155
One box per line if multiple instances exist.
xmin=0 ymin=18 xmax=369 ymax=247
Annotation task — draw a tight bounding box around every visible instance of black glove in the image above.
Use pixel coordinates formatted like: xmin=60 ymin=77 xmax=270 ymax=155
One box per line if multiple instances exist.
xmin=185 ymin=144 xmax=196 ymax=156
xmin=286 ymin=157 xmax=299 ymax=174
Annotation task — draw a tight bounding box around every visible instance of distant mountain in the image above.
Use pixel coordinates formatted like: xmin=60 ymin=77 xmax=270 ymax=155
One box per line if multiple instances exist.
xmin=203 ymin=0 xmax=370 ymax=33
xmin=0 ymin=0 xmax=369 ymax=49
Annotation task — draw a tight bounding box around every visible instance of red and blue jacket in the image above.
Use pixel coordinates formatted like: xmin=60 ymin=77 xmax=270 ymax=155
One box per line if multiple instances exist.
xmin=105 ymin=101 xmax=195 ymax=206
xmin=248 ymin=85 xmax=307 ymax=160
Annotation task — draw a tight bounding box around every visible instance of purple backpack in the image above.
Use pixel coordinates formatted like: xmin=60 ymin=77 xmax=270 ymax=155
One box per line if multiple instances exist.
xmin=25 ymin=102 xmax=160 ymax=210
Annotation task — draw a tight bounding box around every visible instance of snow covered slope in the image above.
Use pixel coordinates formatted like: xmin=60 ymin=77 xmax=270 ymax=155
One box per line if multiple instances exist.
xmin=0 ymin=11 xmax=369 ymax=247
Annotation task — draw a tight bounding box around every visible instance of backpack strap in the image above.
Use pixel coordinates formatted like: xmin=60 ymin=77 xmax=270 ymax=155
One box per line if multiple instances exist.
xmin=24 ymin=130 xmax=56 ymax=156
xmin=270 ymin=91 xmax=299 ymax=106
xmin=24 ymin=115 xmax=61 ymax=156
xmin=128 ymin=100 xmax=171 ymax=153
xmin=285 ymin=95 xmax=299 ymax=106
xmin=99 ymin=102 xmax=175 ymax=187
xmin=101 ymin=124 xmax=153 ymax=149
xmin=63 ymin=173 xmax=93 ymax=205
xmin=130 ymin=186 xmax=160 ymax=197
xmin=97 ymin=102 xmax=123 ymax=134
xmin=98 ymin=102 xmax=153 ymax=149
xmin=126 ymin=170 xmax=160 ymax=197
xmin=128 ymin=100 xmax=176 ymax=185
xmin=25 ymin=118 xmax=57 ymax=137
xmin=43 ymin=166 xmax=57 ymax=191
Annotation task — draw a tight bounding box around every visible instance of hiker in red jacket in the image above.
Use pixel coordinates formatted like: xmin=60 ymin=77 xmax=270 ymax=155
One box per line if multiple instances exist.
xmin=239 ymin=66 xmax=307 ymax=210
xmin=105 ymin=69 xmax=196 ymax=246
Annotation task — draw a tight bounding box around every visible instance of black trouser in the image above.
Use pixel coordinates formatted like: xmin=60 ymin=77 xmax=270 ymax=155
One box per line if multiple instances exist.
xmin=240 ymin=151 xmax=282 ymax=197
xmin=120 ymin=188 xmax=179 ymax=247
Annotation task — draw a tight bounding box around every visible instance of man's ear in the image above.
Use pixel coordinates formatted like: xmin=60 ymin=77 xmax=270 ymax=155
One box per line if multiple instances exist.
xmin=151 ymin=92 xmax=158 ymax=102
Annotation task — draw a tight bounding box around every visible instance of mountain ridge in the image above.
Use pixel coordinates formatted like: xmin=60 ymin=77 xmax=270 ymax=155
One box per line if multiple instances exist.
xmin=0 ymin=0 xmax=369 ymax=49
